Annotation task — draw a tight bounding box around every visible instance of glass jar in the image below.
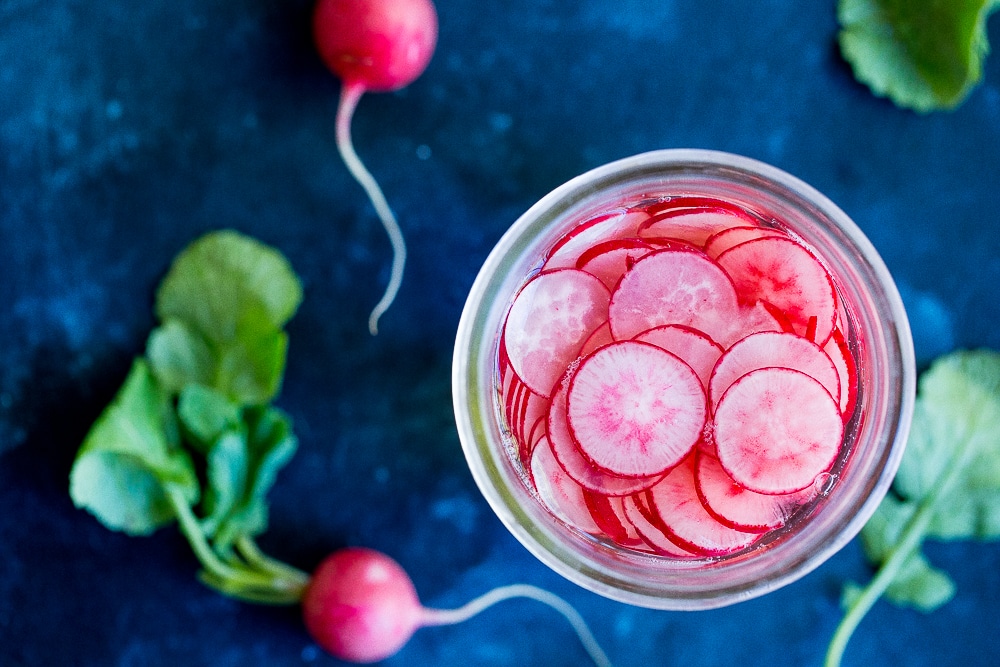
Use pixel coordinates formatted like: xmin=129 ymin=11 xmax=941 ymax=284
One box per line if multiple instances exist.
xmin=452 ymin=149 xmax=915 ymax=610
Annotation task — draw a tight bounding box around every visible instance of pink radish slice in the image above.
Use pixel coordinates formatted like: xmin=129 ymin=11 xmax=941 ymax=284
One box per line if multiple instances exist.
xmin=608 ymin=248 xmax=740 ymax=343
xmin=576 ymin=238 xmax=656 ymax=290
xmin=716 ymin=237 xmax=838 ymax=346
xmin=584 ymin=492 xmax=646 ymax=547
xmin=824 ymin=327 xmax=858 ymax=418
xmin=503 ymin=269 xmax=610 ymax=397
xmin=714 ymin=367 xmax=844 ymax=495
xmin=708 ymin=331 xmax=841 ymax=410
xmin=578 ymin=321 xmax=614 ymax=358
xmin=634 ymin=324 xmax=723 ymax=388
xmin=544 ymin=209 xmax=650 ymax=270
xmin=695 ymin=451 xmax=816 ymax=532
xmin=529 ymin=436 xmax=602 ymax=534
xmin=621 ymin=494 xmax=698 ymax=557
xmin=547 ymin=378 xmax=664 ymax=495
xmin=567 ymin=341 xmax=706 ymax=478
xmin=714 ymin=300 xmax=786 ymax=348
xmin=638 ymin=208 xmax=756 ymax=248
xmin=704 ymin=225 xmax=784 ymax=259
xmin=645 ymin=455 xmax=760 ymax=556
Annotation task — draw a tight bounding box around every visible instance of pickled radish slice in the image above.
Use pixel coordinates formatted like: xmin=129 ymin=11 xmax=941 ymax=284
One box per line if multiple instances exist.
xmin=545 ymin=209 xmax=650 ymax=269
xmin=824 ymin=327 xmax=858 ymax=418
xmin=548 ymin=378 xmax=663 ymax=495
xmin=704 ymin=225 xmax=784 ymax=259
xmin=504 ymin=269 xmax=610 ymax=396
xmin=638 ymin=208 xmax=754 ymax=247
xmin=634 ymin=324 xmax=723 ymax=388
xmin=695 ymin=451 xmax=816 ymax=532
xmin=608 ymin=249 xmax=740 ymax=342
xmin=578 ymin=321 xmax=614 ymax=358
xmin=567 ymin=341 xmax=706 ymax=477
xmin=530 ymin=436 xmax=602 ymax=534
xmin=716 ymin=237 xmax=838 ymax=345
xmin=645 ymin=455 xmax=759 ymax=556
xmin=575 ymin=238 xmax=655 ymax=290
xmin=584 ymin=492 xmax=645 ymax=547
xmin=620 ymin=494 xmax=698 ymax=557
xmin=714 ymin=367 xmax=843 ymax=495
xmin=708 ymin=331 xmax=841 ymax=409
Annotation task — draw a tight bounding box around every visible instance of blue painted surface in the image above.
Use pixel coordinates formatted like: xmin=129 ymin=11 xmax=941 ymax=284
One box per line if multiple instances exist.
xmin=1 ymin=1 xmax=999 ymax=665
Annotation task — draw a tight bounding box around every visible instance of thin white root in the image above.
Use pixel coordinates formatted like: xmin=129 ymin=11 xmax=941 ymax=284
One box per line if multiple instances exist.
xmin=420 ymin=584 xmax=612 ymax=667
xmin=335 ymin=82 xmax=407 ymax=336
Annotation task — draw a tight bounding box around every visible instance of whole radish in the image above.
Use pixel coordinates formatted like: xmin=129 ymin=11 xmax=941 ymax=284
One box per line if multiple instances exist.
xmin=312 ymin=0 xmax=438 ymax=335
xmin=302 ymin=547 xmax=612 ymax=665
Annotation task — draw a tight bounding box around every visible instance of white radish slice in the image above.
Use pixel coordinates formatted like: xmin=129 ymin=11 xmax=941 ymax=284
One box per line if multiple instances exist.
xmin=695 ymin=451 xmax=816 ymax=533
xmin=544 ymin=209 xmax=650 ymax=270
xmin=704 ymin=225 xmax=784 ymax=259
xmin=547 ymin=378 xmax=663 ymax=495
xmin=708 ymin=331 xmax=841 ymax=409
xmin=634 ymin=324 xmax=723 ymax=388
xmin=645 ymin=455 xmax=760 ymax=556
xmin=567 ymin=341 xmax=706 ymax=478
xmin=714 ymin=300 xmax=786 ymax=348
xmin=575 ymin=238 xmax=655 ymax=290
xmin=824 ymin=327 xmax=858 ymax=418
xmin=529 ymin=436 xmax=602 ymax=534
xmin=637 ymin=197 xmax=760 ymax=247
xmin=608 ymin=248 xmax=740 ymax=343
xmin=584 ymin=492 xmax=646 ymax=547
xmin=714 ymin=367 xmax=844 ymax=495
xmin=716 ymin=237 xmax=838 ymax=346
xmin=621 ymin=494 xmax=698 ymax=557
xmin=503 ymin=268 xmax=610 ymax=397
xmin=578 ymin=321 xmax=614 ymax=358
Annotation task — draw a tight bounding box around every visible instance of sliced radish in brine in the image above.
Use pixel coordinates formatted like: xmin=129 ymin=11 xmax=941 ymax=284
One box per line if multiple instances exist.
xmin=530 ymin=436 xmax=602 ymax=534
xmin=576 ymin=238 xmax=655 ymax=290
xmin=578 ymin=321 xmax=614 ymax=358
xmin=544 ymin=209 xmax=650 ymax=270
xmin=695 ymin=451 xmax=817 ymax=532
xmin=714 ymin=367 xmax=843 ymax=495
xmin=704 ymin=225 xmax=784 ymax=259
xmin=716 ymin=237 xmax=837 ymax=345
xmin=567 ymin=341 xmax=706 ymax=477
xmin=645 ymin=455 xmax=760 ymax=556
xmin=639 ymin=208 xmax=755 ymax=248
xmin=824 ymin=327 xmax=858 ymax=418
xmin=584 ymin=492 xmax=645 ymax=547
xmin=708 ymin=331 xmax=841 ymax=409
xmin=608 ymin=248 xmax=740 ymax=343
xmin=634 ymin=324 xmax=723 ymax=388
xmin=620 ymin=494 xmax=698 ymax=557
xmin=503 ymin=268 xmax=610 ymax=396
xmin=548 ymin=377 xmax=663 ymax=495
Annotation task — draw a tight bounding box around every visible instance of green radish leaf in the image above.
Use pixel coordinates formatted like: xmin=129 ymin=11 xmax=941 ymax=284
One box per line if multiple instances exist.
xmin=837 ymin=0 xmax=999 ymax=112
xmin=203 ymin=430 xmax=250 ymax=536
xmin=70 ymin=359 xmax=199 ymax=536
xmin=177 ymin=384 xmax=242 ymax=453
xmin=155 ymin=230 xmax=303 ymax=343
xmin=213 ymin=329 xmax=290 ymax=406
xmin=147 ymin=319 xmax=215 ymax=394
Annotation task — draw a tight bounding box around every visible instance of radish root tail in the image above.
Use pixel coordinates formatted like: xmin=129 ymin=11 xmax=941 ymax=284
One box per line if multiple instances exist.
xmin=335 ymin=82 xmax=407 ymax=336
xmin=420 ymin=584 xmax=612 ymax=667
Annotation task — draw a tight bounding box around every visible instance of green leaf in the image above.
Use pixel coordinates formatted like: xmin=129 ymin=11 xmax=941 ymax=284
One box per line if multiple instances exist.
xmin=213 ymin=329 xmax=289 ymax=406
xmin=147 ymin=319 xmax=215 ymax=394
xmin=69 ymin=359 xmax=200 ymax=536
xmin=177 ymin=384 xmax=242 ymax=453
xmin=155 ymin=230 xmax=303 ymax=343
xmin=202 ymin=430 xmax=250 ymax=536
xmin=837 ymin=0 xmax=998 ymax=112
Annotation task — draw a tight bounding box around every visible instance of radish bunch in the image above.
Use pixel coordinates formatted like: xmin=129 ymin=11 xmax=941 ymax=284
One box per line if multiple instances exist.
xmin=500 ymin=196 xmax=859 ymax=557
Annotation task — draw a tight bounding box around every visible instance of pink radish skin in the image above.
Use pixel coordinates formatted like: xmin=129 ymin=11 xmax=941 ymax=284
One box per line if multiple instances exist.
xmin=303 ymin=547 xmax=611 ymax=665
xmin=567 ymin=341 xmax=707 ymax=478
xmin=313 ymin=0 xmax=438 ymax=335
xmin=714 ymin=367 xmax=844 ymax=495
xmin=545 ymin=209 xmax=650 ymax=270
xmin=530 ymin=436 xmax=603 ymax=534
xmin=620 ymin=494 xmax=699 ymax=557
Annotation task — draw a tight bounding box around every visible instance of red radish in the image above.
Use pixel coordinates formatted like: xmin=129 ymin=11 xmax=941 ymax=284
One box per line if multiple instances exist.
xmin=645 ymin=455 xmax=760 ymax=556
xmin=633 ymin=324 xmax=724 ymax=388
xmin=578 ymin=321 xmax=614 ymax=358
xmin=707 ymin=330 xmax=841 ymax=409
xmin=575 ymin=238 xmax=655 ymax=290
xmin=638 ymin=207 xmax=756 ymax=247
xmin=545 ymin=209 xmax=650 ymax=269
xmin=703 ymin=225 xmax=784 ymax=259
xmin=302 ymin=547 xmax=611 ymax=665
xmin=716 ymin=236 xmax=838 ymax=345
xmin=567 ymin=341 xmax=706 ymax=478
xmin=620 ymin=494 xmax=698 ymax=557
xmin=824 ymin=327 xmax=859 ymax=418
xmin=584 ymin=492 xmax=646 ymax=547
xmin=608 ymin=248 xmax=740 ymax=343
xmin=714 ymin=367 xmax=843 ymax=495
xmin=503 ymin=269 xmax=610 ymax=397
xmin=530 ymin=436 xmax=603 ymax=534
xmin=312 ymin=0 xmax=438 ymax=334
xmin=695 ymin=451 xmax=816 ymax=532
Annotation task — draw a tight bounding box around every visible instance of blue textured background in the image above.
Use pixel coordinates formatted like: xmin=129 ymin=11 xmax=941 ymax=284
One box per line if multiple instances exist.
xmin=2 ymin=1 xmax=999 ymax=665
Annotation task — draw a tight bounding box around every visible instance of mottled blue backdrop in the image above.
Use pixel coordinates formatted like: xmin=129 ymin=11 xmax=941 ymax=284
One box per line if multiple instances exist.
xmin=1 ymin=1 xmax=999 ymax=666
